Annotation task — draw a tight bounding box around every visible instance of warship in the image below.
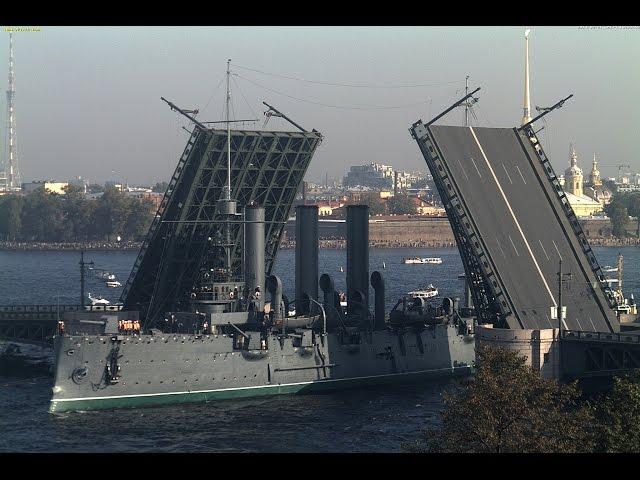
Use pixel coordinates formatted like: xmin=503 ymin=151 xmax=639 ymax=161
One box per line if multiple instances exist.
xmin=48 ymin=64 xmax=476 ymax=413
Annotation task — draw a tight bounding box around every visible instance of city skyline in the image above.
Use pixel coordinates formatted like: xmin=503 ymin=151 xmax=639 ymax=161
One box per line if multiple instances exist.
xmin=0 ymin=26 xmax=638 ymax=185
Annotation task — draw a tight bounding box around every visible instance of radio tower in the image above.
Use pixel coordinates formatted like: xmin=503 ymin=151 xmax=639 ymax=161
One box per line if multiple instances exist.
xmin=2 ymin=32 xmax=20 ymax=191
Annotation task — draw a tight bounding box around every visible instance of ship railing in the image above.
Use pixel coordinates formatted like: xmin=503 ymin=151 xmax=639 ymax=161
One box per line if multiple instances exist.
xmin=561 ymin=329 xmax=640 ymax=344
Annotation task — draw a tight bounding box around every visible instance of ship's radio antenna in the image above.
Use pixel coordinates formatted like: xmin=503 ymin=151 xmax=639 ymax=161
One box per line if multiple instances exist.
xmin=226 ymin=59 xmax=232 ymax=201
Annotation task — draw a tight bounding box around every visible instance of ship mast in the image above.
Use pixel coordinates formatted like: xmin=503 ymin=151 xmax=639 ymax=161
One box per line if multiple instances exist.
xmin=225 ymin=58 xmax=232 ymax=201
xmin=220 ymin=59 xmax=235 ymax=277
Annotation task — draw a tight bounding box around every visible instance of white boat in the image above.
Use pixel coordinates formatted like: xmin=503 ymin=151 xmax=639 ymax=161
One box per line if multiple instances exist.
xmin=87 ymin=293 xmax=110 ymax=306
xmin=106 ymin=280 xmax=122 ymax=288
xmin=407 ymin=284 xmax=439 ymax=299
xmin=402 ymin=257 xmax=443 ymax=265
xmin=602 ymin=265 xmax=618 ymax=273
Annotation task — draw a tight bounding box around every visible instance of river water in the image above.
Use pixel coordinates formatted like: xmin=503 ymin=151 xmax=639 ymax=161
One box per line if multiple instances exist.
xmin=0 ymin=246 xmax=638 ymax=452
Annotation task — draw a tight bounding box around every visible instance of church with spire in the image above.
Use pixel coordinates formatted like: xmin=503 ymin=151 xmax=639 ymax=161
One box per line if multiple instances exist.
xmin=561 ymin=145 xmax=609 ymax=216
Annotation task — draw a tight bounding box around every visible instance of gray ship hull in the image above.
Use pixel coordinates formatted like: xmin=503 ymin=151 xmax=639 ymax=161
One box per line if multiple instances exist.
xmin=50 ymin=324 xmax=474 ymax=413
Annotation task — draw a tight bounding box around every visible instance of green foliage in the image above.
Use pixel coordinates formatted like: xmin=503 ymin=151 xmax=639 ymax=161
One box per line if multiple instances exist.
xmin=387 ymin=194 xmax=415 ymax=215
xmin=87 ymin=183 xmax=104 ymax=194
xmin=405 ymin=346 xmax=595 ymax=453
xmin=604 ymin=195 xmax=630 ymax=238
xmin=593 ymin=372 xmax=640 ymax=452
xmin=152 ymin=181 xmax=169 ymax=193
xmin=0 ymin=194 xmax=24 ymax=240
xmin=0 ymin=186 xmax=154 ymax=242
xmin=359 ymin=192 xmax=387 ymax=216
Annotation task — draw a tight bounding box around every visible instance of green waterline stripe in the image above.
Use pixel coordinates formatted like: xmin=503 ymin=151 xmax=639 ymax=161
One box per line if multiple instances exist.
xmin=52 ymin=365 xmax=471 ymax=403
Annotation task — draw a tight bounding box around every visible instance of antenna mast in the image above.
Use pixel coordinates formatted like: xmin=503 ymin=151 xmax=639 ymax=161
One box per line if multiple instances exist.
xmin=225 ymin=59 xmax=232 ymax=201
xmin=2 ymin=32 xmax=20 ymax=191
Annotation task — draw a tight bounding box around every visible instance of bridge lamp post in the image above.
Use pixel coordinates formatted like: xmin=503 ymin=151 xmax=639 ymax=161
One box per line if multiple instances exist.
xmin=556 ymin=259 xmax=572 ymax=379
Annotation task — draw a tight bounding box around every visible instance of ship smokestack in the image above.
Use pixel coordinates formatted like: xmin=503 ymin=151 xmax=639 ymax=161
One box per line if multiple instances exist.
xmin=522 ymin=28 xmax=532 ymax=125
xmin=244 ymin=204 xmax=265 ymax=312
xmin=370 ymin=271 xmax=385 ymax=330
xmin=295 ymin=205 xmax=319 ymax=316
xmin=320 ymin=273 xmax=339 ymax=331
xmin=346 ymin=205 xmax=369 ymax=319
xmin=266 ymin=274 xmax=283 ymax=321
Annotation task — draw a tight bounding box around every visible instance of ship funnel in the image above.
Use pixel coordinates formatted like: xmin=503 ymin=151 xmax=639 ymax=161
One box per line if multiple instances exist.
xmin=295 ymin=205 xmax=319 ymax=316
xmin=244 ymin=204 xmax=265 ymax=313
xmin=266 ymin=274 xmax=283 ymax=321
xmin=320 ymin=273 xmax=339 ymax=331
xmin=346 ymin=205 xmax=369 ymax=318
xmin=370 ymin=271 xmax=386 ymax=330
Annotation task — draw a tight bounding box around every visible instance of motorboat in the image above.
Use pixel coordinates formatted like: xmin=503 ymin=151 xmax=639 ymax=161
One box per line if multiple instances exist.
xmin=87 ymin=293 xmax=110 ymax=306
xmin=106 ymin=280 xmax=122 ymax=288
xmin=402 ymin=257 xmax=443 ymax=265
xmin=407 ymin=284 xmax=439 ymax=299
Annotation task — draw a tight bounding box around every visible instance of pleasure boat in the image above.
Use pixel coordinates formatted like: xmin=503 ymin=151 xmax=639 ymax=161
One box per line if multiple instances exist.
xmin=407 ymin=284 xmax=439 ymax=299
xmin=402 ymin=257 xmax=443 ymax=265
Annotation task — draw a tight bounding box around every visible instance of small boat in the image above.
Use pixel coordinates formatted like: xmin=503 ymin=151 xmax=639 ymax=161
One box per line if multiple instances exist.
xmin=95 ymin=270 xmax=113 ymax=280
xmin=602 ymin=265 xmax=618 ymax=273
xmin=106 ymin=280 xmax=122 ymax=288
xmin=382 ymin=261 xmax=387 ymax=269
xmin=87 ymin=293 xmax=110 ymax=305
xmin=339 ymin=266 xmax=344 ymax=272
xmin=402 ymin=257 xmax=443 ymax=265
xmin=407 ymin=284 xmax=439 ymax=299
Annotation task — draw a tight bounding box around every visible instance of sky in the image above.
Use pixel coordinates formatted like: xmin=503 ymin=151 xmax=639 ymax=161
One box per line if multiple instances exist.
xmin=0 ymin=25 xmax=638 ymax=186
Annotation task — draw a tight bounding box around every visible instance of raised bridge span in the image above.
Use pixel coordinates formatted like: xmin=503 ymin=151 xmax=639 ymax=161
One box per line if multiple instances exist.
xmin=410 ymin=121 xmax=619 ymax=333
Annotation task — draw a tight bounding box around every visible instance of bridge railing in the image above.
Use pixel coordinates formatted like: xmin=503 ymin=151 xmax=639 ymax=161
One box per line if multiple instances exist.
xmin=562 ymin=329 xmax=640 ymax=344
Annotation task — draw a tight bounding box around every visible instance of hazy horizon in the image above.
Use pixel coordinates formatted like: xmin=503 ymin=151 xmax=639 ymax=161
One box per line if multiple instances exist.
xmin=1 ymin=26 xmax=638 ymax=186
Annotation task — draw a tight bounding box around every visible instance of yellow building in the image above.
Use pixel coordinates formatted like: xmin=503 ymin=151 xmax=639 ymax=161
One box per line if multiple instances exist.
xmin=22 ymin=181 xmax=70 ymax=195
xmin=563 ymin=145 xmax=602 ymax=217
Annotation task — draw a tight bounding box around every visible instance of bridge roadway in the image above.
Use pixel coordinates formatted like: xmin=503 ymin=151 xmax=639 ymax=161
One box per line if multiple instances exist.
xmin=428 ymin=125 xmax=617 ymax=332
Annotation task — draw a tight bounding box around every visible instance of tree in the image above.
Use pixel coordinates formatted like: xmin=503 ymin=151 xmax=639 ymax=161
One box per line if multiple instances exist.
xmin=87 ymin=183 xmax=104 ymax=194
xmin=62 ymin=184 xmax=92 ymax=241
xmin=123 ymin=198 xmax=154 ymax=240
xmin=0 ymin=194 xmax=24 ymax=240
xmin=387 ymin=194 xmax=416 ymax=215
xmin=152 ymin=181 xmax=169 ymax=193
xmin=20 ymin=188 xmax=65 ymax=241
xmin=405 ymin=346 xmax=595 ymax=453
xmin=626 ymin=193 xmax=640 ymax=237
xmin=605 ymin=196 xmax=629 ymax=238
xmin=91 ymin=186 xmax=131 ymax=241
xmin=593 ymin=372 xmax=640 ymax=452
xmin=359 ymin=192 xmax=387 ymax=216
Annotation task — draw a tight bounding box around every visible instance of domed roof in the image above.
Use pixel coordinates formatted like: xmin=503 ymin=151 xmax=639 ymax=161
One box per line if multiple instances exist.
xmin=565 ymin=144 xmax=582 ymax=177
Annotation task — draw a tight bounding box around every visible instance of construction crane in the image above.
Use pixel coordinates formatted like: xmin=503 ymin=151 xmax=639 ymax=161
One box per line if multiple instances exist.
xmin=598 ymin=164 xmax=631 ymax=183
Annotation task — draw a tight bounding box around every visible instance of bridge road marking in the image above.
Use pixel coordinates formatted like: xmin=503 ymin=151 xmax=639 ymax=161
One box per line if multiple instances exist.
xmin=456 ymin=157 xmax=470 ymax=181
xmin=515 ymin=165 xmax=527 ymax=184
xmin=469 ymin=127 xmax=557 ymax=310
xmin=539 ymin=240 xmax=550 ymax=261
xmin=501 ymin=163 xmax=513 ymax=184
xmin=470 ymin=157 xmax=482 ymax=177
xmin=508 ymin=235 xmax=519 ymax=256
xmin=496 ymin=237 xmax=507 ymax=258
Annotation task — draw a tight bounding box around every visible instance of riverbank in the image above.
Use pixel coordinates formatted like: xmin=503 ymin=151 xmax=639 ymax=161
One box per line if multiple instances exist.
xmin=0 ymin=241 xmax=142 ymax=251
xmin=1 ymin=238 xmax=637 ymax=251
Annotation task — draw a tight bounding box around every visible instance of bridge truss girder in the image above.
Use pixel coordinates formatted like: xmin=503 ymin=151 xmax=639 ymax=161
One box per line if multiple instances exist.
xmin=410 ymin=120 xmax=513 ymax=327
xmin=122 ymin=128 xmax=322 ymax=323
